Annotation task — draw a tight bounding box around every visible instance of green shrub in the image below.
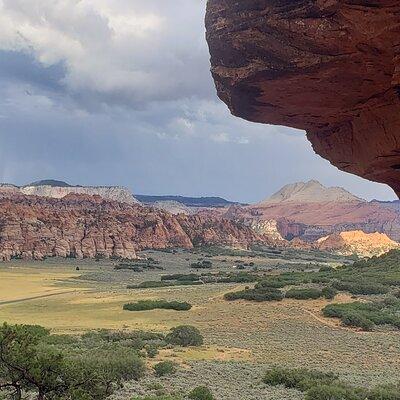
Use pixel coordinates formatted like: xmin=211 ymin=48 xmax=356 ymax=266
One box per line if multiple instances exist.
xmin=161 ymin=274 xmax=200 ymax=282
xmin=153 ymin=361 xmax=176 ymax=377
xmin=146 ymin=344 xmax=159 ymax=358
xmin=321 ymin=286 xmax=338 ymax=300
xmin=188 ymin=386 xmax=215 ymax=400
xmin=332 ymin=281 xmax=389 ymax=295
xmin=128 ymin=281 xmax=172 ymax=289
xmin=165 ymin=325 xmax=203 ymax=347
xmin=123 ymin=300 xmax=192 ymax=312
xmin=305 ymin=384 xmax=365 ymax=400
xmin=263 ymin=368 xmax=338 ymax=392
xmin=264 ymin=367 xmax=400 ymax=400
xmin=341 ymin=312 xmax=374 ymax=331
xmin=190 ymin=260 xmax=213 ymax=269
xmin=319 ymin=266 xmax=334 ymax=272
xmin=368 ymin=385 xmax=400 ymax=400
xmin=0 ymin=323 xmax=145 ymax=400
xmin=224 ymin=287 xmax=284 ymax=302
xmin=285 ymin=288 xmax=322 ymax=300
xmin=322 ymin=300 xmax=400 ymax=331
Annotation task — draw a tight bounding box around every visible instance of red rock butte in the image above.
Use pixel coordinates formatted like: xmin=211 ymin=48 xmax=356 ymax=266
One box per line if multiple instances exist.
xmin=205 ymin=1 xmax=400 ymax=195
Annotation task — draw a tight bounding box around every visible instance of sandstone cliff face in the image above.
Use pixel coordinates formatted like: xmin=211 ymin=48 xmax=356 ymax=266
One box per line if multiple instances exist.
xmin=152 ymin=201 xmax=194 ymax=215
xmin=206 ymin=1 xmax=400 ymax=195
xmin=249 ymin=219 xmax=284 ymax=241
xmin=317 ymin=230 xmax=399 ymax=257
xmin=0 ymin=194 xmax=265 ymax=261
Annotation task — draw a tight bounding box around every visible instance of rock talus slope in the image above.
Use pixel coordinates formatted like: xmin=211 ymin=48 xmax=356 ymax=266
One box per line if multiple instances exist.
xmin=206 ymin=1 xmax=400 ymax=195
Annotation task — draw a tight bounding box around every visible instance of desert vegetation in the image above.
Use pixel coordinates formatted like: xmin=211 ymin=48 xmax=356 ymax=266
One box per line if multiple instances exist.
xmin=0 ymin=248 xmax=399 ymax=399
xmin=123 ymin=300 xmax=192 ymax=312
xmin=128 ymin=271 xmax=259 ymax=290
xmin=263 ymin=367 xmax=400 ymax=400
xmin=0 ymin=322 xmax=205 ymax=400
xmin=224 ymin=250 xmax=400 ymax=330
xmin=0 ymin=323 xmax=145 ymax=400
xmin=115 ymin=259 xmax=163 ymax=272
xmin=323 ymin=298 xmax=400 ymax=331
xmin=224 ymin=286 xmax=284 ymax=302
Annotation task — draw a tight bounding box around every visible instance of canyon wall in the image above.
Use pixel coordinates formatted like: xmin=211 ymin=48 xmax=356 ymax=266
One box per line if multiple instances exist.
xmin=0 ymin=194 xmax=267 ymax=261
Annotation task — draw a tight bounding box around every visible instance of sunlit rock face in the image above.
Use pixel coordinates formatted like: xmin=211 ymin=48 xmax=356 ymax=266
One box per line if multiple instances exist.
xmin=0 ymin=194 xmax=268 ymax=262
xmin=206 ymin=0 xmax=400 ymax=195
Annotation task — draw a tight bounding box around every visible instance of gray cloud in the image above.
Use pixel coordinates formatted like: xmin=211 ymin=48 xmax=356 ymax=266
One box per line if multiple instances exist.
xmin=0 ymin=0 xmax=212 ymax=109
xmin=0 ymin=0 xmax=396 ymax=202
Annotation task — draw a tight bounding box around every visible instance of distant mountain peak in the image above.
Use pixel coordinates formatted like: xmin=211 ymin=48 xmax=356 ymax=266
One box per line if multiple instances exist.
xmin=0 ymin=179 xmax=140 ymax=204
xmin=135 ymin=195 xmax=242 ymax=208
xmin=26 ymin=179 xmax=72 ymax=188
xmin=259 ymin=180 xmax=364 ymax=205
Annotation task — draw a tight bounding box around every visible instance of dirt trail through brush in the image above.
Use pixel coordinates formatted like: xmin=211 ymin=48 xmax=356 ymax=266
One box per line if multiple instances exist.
xmin=0 ymin=290 xmax=78 ymax=306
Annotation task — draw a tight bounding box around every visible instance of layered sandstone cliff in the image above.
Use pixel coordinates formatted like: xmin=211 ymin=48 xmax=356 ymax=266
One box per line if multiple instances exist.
xmin=317 ymin=230 xmax=399 ymax=257
xmin=206 ymin=1 xmax=400 ymax=195
xmin=0 ymin=194 xmax=267 ymax=261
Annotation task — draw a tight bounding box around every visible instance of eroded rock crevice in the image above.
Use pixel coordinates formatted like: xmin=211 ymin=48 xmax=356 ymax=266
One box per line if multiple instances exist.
xmin=206 ymin=0 xmax=400 ymax=195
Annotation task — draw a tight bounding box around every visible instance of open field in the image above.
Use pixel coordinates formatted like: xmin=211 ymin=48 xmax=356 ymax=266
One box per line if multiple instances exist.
xmin=0 ymin=248 xmax=399 ymax=399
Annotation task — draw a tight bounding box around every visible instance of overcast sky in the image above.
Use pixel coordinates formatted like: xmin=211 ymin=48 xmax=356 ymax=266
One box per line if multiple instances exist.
xmin=0 ymin=0 xmax=396 ymax=203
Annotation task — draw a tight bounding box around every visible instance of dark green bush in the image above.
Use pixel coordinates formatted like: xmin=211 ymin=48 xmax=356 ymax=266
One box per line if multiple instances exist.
xmin=128 ymin=281 xmax=172 ymax=289
xmin=322 ymin=300 xmax=400 ymax=331
xmin=0 ymin=323 xmax=145 ymax=400
xmin=188 ymin=386 xmax=215 ymax=400
xmin=161 ymin=273 xmax=199 ymax=282
xmin=263 ymin=368 xmax=338 ymax=392
xmin=165 ymin=325 xmax=203 ymax=347
xmin=319 ymin=266 xmax=334 ymax=272
xmin=190 ymin=260 xmax=213 ymax=269
xmin=145 ymin=344 xmax=159 ymax=358
xmin=341 ymin=312 xmax=374 ymax=331
xmin=285 ymin=288 xmax=322 ymax=300
xmin=368 ymin=385 xmax=400 ymax=400
xmin=224 ymin=287 xmax=284 ymax=302
xmin=123 ymin=300 xmax=192 ymax=312
xmin=305 ymin=384 xmax=366 ymax=400
xmin=264 ymin=368 xmax=400 ymax=400
xmin=153 ymin=361 xmax=176 ymax=377
xmin=321 ymin=286 xmax=338 ymax=300
xmin=332 ymin=281 xmax=389 ymax=295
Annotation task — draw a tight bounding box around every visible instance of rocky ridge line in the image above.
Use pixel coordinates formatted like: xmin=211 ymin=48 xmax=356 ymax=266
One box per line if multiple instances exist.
xmin=0 ymin=194 xmax=272 ymax=262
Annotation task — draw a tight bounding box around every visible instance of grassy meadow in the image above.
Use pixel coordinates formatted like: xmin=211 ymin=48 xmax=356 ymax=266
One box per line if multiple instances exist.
xmin=0 ymin=248 xmax=399 ymax=399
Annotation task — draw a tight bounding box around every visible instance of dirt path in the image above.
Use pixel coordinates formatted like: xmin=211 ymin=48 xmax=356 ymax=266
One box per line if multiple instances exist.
xmin=0 ymin=290 xmax=78 ymax=306
xmin=303 ymin=308 xmax=341 ymax=328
